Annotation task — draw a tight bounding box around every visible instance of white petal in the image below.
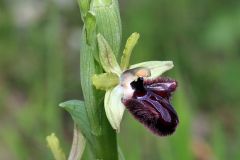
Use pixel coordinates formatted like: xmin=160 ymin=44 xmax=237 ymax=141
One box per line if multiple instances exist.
xmin=104 ymin=85 xmax=125 ymax=132
xmin=130 ymin=61 xmax=174 ymax=79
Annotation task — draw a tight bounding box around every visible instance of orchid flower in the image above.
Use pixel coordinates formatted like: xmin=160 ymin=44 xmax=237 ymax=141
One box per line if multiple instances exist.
xmin=92 ymin=33 xmax=179 ymax=135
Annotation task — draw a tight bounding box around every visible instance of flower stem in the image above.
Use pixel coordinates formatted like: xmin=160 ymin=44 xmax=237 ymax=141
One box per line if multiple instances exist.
xmin=78 ymin=0 xmax=122 ymax=159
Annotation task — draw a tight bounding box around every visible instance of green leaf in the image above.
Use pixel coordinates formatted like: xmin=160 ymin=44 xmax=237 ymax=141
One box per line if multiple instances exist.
xmin=120 ymin=32 xmax=140 ymax=70
xmin=80 ymin=29 xmax=102 ymax=136
xmin=92 ymin=73 xmax=119 ymax=90
xmin=84 ymin=12 xmax=96 ymax=45
xmin=59 ymin=100 xmax=93 ymax=144
xmin=60 ymin=100 xmax=119 ymax=159
xmin=97 ymin=34 xmax=121 ymax=75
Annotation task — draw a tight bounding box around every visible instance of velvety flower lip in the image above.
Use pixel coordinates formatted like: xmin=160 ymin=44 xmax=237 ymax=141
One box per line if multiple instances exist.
xmin=122 ymin=77 xmax=179 ymax=136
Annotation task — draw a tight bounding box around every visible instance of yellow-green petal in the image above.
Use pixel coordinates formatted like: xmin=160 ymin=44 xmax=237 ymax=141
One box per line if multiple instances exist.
xmin=92 ymin=73 xmax=119 ymax=90
xmin=120 ymin=32 xmax=140 ymax=70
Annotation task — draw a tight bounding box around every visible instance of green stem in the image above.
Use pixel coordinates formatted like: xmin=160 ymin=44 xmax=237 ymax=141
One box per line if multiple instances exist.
xmin=78 ymin=0 xmax=121 ymax=159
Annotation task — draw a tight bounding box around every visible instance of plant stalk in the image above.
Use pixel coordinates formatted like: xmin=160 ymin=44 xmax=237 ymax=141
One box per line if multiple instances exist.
xmin=78 ymin=0 xmax=122 ymax=159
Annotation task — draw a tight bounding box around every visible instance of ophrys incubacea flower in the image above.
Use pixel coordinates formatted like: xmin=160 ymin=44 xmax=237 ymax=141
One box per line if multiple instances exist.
xmin=92 ymin=33 xmax=179 ymax=136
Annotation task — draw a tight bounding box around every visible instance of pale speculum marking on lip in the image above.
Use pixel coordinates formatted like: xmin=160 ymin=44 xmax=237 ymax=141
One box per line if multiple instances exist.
xmin=122 ymin=77 xmax=179 ymax=136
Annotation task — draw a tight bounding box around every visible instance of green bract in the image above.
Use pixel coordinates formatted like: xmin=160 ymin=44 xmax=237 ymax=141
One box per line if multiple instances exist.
xmin=93 ymin=33 xmax=175 ymax=131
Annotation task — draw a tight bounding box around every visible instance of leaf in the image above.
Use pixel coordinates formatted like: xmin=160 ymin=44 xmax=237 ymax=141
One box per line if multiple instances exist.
xmin=120 ymin=32 xmax=140 ymax=70
xmin=80 ymin=29 xmax=102 ymax=135
xmin=130 ymin=61 xmax=174 ymax=79
xmin=59 ymin=100 xmax=93 ymax=144
xmin=92 ymin=73 xmax=119 ymax=90
xmin=97 ymin=34 xmax=122 ymax=75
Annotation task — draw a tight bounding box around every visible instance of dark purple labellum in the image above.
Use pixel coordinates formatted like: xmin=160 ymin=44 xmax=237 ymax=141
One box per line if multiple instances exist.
xmin=122 ymin=77 xmax=179 ymax=136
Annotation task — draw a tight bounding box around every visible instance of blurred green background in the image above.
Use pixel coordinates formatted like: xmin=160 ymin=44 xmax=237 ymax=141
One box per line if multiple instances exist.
xmin=1 ymin=0 xmax=240 ymax=159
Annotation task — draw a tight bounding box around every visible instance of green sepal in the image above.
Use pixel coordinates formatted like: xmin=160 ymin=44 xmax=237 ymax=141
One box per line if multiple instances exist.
xmin=92 ymin=73 xmax=119 ymax=90
xmin=97 ymin=34 xmax=121 ymax=75
xmin=120 ymin=32 xmax=140 ymax=70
